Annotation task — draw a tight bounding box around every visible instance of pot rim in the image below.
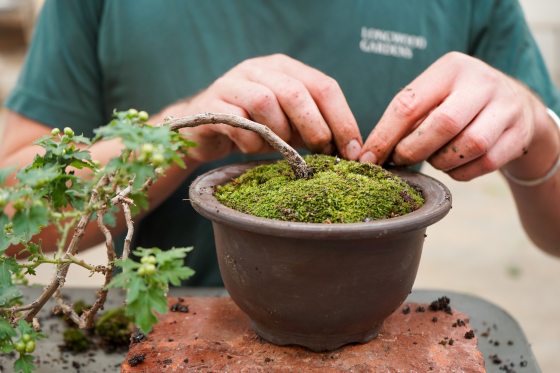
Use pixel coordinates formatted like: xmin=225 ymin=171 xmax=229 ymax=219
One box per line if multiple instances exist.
xmin=189 ymin=161 xmax=452 ymax=239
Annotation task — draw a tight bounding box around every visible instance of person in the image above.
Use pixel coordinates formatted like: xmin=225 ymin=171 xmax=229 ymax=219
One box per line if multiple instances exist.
xmin=1 ymin=0 xmax=559 ymax=286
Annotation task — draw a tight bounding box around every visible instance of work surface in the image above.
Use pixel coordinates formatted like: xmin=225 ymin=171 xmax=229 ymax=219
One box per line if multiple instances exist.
xmin=0 ymin=288 xmax=540 ymax=373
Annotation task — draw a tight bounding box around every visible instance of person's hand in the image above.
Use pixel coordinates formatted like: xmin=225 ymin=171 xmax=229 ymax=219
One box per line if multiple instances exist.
xmin=159 ymin=54 xmax=362 ymax=163
xmin=359 ymin=51 xmax=553 ymax=181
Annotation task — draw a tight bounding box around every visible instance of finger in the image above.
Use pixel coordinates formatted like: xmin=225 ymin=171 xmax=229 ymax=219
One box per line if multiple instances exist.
xmin=214 ymin=77 xmax=292 ymax=142
xmin=392 ymin=88 xmax=491 ymax=165
xmin=240 ymin=66 xmax=335 ymax=154
xmin=243 ymin=55 xmax=362 ymax=159
xmin=446 ymin=127 xmax=528 ymax=181
xmin=360 ymin=57 xmax=458 ymax=164
xmin=428 ymin=102 xmax=515 ymax=171
xmin=197 ymin=100 xmax=268 ymax=154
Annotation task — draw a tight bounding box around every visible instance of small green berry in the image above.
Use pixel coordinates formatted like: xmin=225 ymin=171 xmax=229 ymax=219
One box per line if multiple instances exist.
xmin=25 ymin=340 xmax=36 ymax=353
xmin=138 ymin=111 xmax=149 ymax=121
xmin=63 ymin=127 xmax=74 ymax=137
xmin=51 ymin=128 xmax=61 ymax=136
xmin=151 ymin=152 xmax=165 ymax=166
xmin=141 ymin=256 xmax=157 ymax=265
xmin=127 ymin=108 xmax=138 ymax=117
xmin=13 ymin=199 xmax=25 ymax=211
xmin=22 ymin=334 xmax=32 ymax=343
xmin=143 ymin=263 xmax=156 ymax=275
xmin=15 ymin=341 xmax=26 ymax=353
xmin=138 ymin=263 xmax=156 ymax=276
xmin=137 ymin=266 xmax=147 ymax=276
xmin=141 ymin=143 xmax=154 ymax=154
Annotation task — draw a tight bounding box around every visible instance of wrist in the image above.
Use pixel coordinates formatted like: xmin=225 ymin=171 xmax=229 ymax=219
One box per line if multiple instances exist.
xmin=501 ymin=104 xmax=560 ymax=185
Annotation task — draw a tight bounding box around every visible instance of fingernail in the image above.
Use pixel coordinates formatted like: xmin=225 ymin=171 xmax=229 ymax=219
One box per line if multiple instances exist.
xmin=359 ymin=151 xmax=377 ymax=164
xmin=345 ymin=139 xmax=361 ymax=160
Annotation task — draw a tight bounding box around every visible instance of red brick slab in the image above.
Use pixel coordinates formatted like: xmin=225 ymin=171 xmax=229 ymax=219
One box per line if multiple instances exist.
xmin=122 ymin=297 xmax=485 ymax=372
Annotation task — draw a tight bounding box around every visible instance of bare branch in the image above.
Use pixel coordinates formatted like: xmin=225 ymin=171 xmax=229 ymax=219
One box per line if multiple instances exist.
xmin=122 ymin=203 xmax=134 ymax=260
xmin=165 ymin=113 xmax=313 ymax=179
xmin=21 ymin=175 xmax=110 ymax=322
xmin=75 ymin=209 xmax=118 ymax=328
xmin=54 ymin=295 xmax=83 ymax=328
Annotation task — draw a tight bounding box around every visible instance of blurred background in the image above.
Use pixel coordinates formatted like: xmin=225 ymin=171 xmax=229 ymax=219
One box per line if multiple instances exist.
xmin=1 ymin=0 xmax=559 ymax=371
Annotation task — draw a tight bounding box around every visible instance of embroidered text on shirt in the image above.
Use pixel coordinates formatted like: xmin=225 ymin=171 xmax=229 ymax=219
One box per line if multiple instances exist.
xmin=360 ymin=27 xmax=427 ymax=59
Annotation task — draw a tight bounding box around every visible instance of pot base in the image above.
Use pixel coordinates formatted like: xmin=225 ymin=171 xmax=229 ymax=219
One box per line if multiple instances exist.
xmin=252 ymin=321 xmax=383 ymax=352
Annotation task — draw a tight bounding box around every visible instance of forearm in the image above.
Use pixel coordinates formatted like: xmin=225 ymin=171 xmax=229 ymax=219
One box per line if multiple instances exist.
xmin=501 ymin=104 xmax=560 ymax=256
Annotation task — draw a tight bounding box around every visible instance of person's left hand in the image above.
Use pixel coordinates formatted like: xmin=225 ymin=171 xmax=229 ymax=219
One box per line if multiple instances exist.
xmin=359 ymin=51 xmax=550 ymax=181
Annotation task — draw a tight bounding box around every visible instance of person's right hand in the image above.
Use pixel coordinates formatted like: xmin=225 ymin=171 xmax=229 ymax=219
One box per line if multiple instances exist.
xmin=157 ymin=54 xmax=363 ymax=163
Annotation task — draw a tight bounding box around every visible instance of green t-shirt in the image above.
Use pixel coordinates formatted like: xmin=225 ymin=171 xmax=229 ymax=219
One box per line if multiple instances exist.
xmin=6 ymin=0 xmax=560 ymax=286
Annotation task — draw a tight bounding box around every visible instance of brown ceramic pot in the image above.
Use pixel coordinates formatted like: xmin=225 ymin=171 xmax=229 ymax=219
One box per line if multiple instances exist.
xmin=189 ymin=162 xmax=452 ymax=351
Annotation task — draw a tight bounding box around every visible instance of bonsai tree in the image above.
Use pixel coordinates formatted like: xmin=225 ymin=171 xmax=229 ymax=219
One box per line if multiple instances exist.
xmin=0 ymin=110 xmax=312 ymax=372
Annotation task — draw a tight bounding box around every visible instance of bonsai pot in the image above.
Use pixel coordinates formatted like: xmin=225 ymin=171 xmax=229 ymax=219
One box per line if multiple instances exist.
xmin=189 ymin=161 xmax=452 ymax=352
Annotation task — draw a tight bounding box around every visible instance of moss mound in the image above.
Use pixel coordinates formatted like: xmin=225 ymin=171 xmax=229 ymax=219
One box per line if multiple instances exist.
xmin=62 ymin=328 xmax=91 ymax=353
xmin=215 ymin=154 xmax=424 ymax=223
xmin=95 ymin=307 xmax=135 ymax=352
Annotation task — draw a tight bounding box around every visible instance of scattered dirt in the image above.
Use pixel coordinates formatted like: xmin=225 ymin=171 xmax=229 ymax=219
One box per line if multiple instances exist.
xmin=128 ymin=354 xmax=145 ymax=367
xmin=122 ymin=297 xmax=484 ymax=372
xmin=428 ymin=296 xmax=453 ymax=314
xmin=170 ymin=302 xmax=189 ymax=313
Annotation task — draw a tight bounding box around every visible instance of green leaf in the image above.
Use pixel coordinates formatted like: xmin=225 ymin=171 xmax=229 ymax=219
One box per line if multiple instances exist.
xmin=21 ymin=242 xmax=41 ymax=257
xmin=0 ymin=257 xmax=21 ymax=306
xmin=106 ymin=258 xmax=140 ymax=290
xmin=0 ymin=316 xmax=17 ymax=340
xmin=16 ymin=320 xmax=39 ymax=338
xmin=71 ymin=135 xmax=92 ymax=145
xmin=129 ymin=162 xmax=155 ymax=189
xmin=16 ymin=166 xmax=60 ymax=187
xmin=154 ymin=247 xmax=193 ymax=265
xmin=14 ymin=354 xmax=35 ymax=373
xmin=12 ymin=205 xmax=49 ymax=241
xmin=127 ymin=285 xmax=168 ymax=334
xmin=157 ymin=265 xmax=195 ymax=287
xmin=126 ymin=275 xmax=146 ymax=304
xmin=102 ymin=205 xmax=118 ymax=227
xmin=0 ymin=285 xmax=21 ymax=307
xmin=69 ymin=159 xmax=91 ymax=170
xmin=71 ymin=150 xmax=92 ymax=161
xmin=129 ymin=192 xmax=148 ymax=216
xmin=0 ymin=257 xmax=18 ymax=283
xmin=0 ymin=213 xmax=10 ymax=254
xmin=33 ymin=135 xmax=57 ymax=150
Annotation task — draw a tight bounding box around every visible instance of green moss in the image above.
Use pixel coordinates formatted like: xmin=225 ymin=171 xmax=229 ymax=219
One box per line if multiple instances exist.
xmin=215 ymin=154 xmax=424 ymax=223
xmin=62 ymin=328 xmax=91 ymax=353
xmin=95 ymin=307 xmax=135 ymax=351
xmin=72 ymin=300 xmax=91 ymax=315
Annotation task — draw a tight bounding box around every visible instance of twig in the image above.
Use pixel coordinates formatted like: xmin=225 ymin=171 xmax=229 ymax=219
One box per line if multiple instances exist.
xmin=165 ymin=113 xmax=313 ymax=179
xmin=80 ymin=209 xmax=117 ymax=328
xmin=54 ymin=295 xmax=83 ymax=327
xmin=121 ymin=204 xmax=134 ymax=260
xmin=20 ymin=175 xmax=110 ymax=322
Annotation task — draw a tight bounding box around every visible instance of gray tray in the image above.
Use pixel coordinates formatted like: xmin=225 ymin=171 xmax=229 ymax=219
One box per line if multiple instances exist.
xmin=0 ymin=288 xmax=539 ymax=372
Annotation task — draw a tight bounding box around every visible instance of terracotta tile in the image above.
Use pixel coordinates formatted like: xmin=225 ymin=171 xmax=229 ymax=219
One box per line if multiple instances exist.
xmin=122 ymin=297 xmax=484 ymax=372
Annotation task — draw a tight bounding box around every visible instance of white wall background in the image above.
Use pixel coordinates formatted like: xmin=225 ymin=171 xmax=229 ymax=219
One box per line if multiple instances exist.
xmin=520 ymin=0 xmax=560 ymax=84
